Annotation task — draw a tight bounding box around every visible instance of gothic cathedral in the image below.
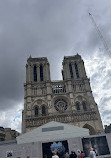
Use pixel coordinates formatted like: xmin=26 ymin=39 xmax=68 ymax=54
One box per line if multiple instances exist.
xmin=22 ymin=54 xmax=103 ymax=134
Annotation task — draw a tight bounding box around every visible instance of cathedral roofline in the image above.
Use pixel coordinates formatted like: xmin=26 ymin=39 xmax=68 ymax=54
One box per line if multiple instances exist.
xmin=64 ymin=53 xmax=81 ymax=59
xmin=64 ymin=54 xmax=81 ymax=60
xmin=27 ymin=56 xmax=48 ymax=63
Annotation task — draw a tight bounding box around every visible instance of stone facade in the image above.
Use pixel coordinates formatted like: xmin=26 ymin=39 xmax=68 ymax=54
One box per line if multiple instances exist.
xmin=22 ymin=54 xmax=103 ymax=134
xmin=0 ymin=127 xmax=19 ymax=141
xmin=0 ymin=127 xmax=5 ymax=141
xmin=4 ymin=128 xmax=19 ymax=141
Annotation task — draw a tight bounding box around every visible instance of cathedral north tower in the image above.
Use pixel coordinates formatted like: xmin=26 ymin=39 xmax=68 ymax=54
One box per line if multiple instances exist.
xmin=22 ymin=54 xmax=103 ymax=134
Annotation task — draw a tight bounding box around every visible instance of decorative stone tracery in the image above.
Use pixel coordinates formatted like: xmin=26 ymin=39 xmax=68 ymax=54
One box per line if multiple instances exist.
xmin=26 ymin=111 xmax=97 ymax=129
xmin=54 ymin=99 xmax=68 ymax=113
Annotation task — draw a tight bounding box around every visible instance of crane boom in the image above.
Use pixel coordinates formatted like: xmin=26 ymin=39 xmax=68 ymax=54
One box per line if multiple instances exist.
xmin=89 ymin=13 xmax=110 ymax=56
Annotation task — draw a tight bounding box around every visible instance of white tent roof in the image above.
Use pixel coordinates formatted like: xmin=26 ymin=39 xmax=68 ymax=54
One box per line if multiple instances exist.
xmin=17 ymin=121 xmax=89 ymax=144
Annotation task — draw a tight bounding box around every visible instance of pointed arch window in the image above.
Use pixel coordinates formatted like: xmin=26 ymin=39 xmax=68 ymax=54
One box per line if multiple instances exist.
xmin=74 ymin=63 xmax=79 ymax=78
xmin=35 ymin=106 xmax=38 ymax=116
xmin=40 ymin=65 xmax=44 ymax=81
xmin=42 ymin=105 xmax=46 ymax=116
xmin=76 ymin=102 xmax=80 ymax=111
xmin=82 ymin=101 xmax=87 ymax=111
xmin=69 ymin=63 xmax=73 ymax=78
xmin=33 ymin=65 xmax=37 ymax=82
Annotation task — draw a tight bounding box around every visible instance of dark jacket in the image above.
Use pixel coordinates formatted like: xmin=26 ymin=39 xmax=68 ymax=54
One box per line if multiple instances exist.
xmin=69 ymin=153 xmax=77 ymax=158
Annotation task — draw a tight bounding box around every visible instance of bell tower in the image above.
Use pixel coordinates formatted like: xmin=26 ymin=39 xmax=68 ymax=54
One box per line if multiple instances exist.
xmin=22 ymin=56 xmax=51 ymax=133
xmin=26 ymin=56 xmax=51 ymax=83
xmin=62 ymin=54 xmax=87 ymax=80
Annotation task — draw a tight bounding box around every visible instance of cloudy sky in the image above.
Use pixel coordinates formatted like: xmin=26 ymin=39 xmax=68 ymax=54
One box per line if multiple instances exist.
xmin=0 ymin=0 xmax=111 ymax=133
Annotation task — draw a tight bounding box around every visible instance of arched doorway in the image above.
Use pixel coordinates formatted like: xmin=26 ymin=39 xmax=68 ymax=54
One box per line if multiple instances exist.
xmin=83 ymin=124 xmax=96 ymax=135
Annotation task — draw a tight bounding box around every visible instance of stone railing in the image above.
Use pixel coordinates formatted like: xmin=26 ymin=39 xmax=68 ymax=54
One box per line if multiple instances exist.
xmin=26 ymin=111 xmax=97 ymax=128
xmin=51 ymin=81 xmax=66 ymax=94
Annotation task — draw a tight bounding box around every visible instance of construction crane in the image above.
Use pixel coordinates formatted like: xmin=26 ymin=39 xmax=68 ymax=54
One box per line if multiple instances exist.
xmin=89 ymin=12 xmax=111 ymax=56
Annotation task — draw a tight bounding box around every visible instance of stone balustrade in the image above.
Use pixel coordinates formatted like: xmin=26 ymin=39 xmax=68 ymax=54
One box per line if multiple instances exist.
xmin=51 ymin=81 xmax=66 ymax=94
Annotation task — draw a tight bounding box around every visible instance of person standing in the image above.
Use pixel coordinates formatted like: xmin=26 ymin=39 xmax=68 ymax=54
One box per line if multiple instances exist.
xmin=81 ymin=151 xmax=85 ymax=158
xmin=65 ymin=152 xmax=69 ymax=158
xmin=52 ymin=152 xmax=59 ymax=158
xmin=69 ymin=151 xmax=77 ymax=158
xmin=77 ymin=150 xmax=81 ymax=158
xmin=89 ymin=148 xmax=96 ymax=158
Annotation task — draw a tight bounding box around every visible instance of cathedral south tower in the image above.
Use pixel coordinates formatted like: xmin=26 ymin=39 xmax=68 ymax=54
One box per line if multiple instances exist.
xmin=22 ymin=54 xmax=103 ymax=134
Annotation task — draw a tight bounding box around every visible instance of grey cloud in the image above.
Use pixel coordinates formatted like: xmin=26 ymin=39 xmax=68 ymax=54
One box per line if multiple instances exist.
xmin=0 ymin=0 xmax=111 ymax=130
xmin=102 ymin=79 xmax=111 ymax=90
xmin=99 ymin=96 xmax=111 ymax=106
xmin=102 ymin=110 xmax=111 ymax=116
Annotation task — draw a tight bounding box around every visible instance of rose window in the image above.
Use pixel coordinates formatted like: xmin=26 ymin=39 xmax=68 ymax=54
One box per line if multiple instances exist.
xmin=54 ymin=99 xmax=68 ymax=113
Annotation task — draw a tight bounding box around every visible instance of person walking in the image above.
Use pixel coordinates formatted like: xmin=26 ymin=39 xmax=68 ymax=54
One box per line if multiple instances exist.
xmin=69 ymin=151 xmax=77 ymax=158
xmin=89 ymin=148 xmax=96 ymax=158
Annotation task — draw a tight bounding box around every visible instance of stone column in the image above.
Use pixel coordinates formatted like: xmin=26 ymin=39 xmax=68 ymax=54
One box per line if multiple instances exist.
xmin=63 ymin=64 xmax=67 ymax=80
xmin=46 ymin=63 xmax=51 ymax=81
xmin=30 ymin=64 xmax=33 ymax=82
xmin=77 ymin=61 xmax=82 ymax=78
xmin=43 ymin=63 xmax=46 ymax=81
xmin=28 ymin=64 xmax=31 ymax=82
xmin=80 ymin=60 xmax=87 ymax=78
xmin=66 ymin=62 xmax=71 ymax=79
xmin=26 ymin=64 xmax=28 ymax=82
xmin=37 ymin=64 xmax=40 ymax=82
